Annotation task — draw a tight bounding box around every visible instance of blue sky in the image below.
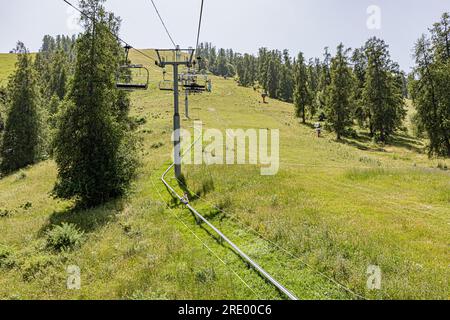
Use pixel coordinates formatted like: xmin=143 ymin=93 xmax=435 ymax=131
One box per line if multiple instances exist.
xmin=0 ymin=0 xmax=449 ymax=71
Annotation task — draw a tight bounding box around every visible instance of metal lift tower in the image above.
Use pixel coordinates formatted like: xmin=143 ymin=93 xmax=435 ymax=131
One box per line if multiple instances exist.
xmin=155 ymin=47 xmax=195 ymax=179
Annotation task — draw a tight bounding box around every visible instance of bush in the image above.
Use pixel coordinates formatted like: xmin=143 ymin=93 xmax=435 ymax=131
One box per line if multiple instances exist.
xmin=410 ymin=112 xmax=426 ymax=138
xmin=0 ymin=246 xmax=15 ymax=269
xmin=150 ymin=142 xmax=164 ymax=149
xmin=22 ymin=254 xmax=56 ymax=282
xmin=20 ymin=202 xmax=32 ymax=210
xmin=0 ymin=209 xmax=13 ymax=218
xmin=196 ymin=175 xmax=215 ymax=196
xmin=134 ymin=116 xmax=147 ymax=126
xmin=216 ymin=195 xmax=232 ymax=211
xmin=195 ymin=267 xmax=216 ymax=284
xmin=359 ymin=156 xmax=381 ymax=167
xmin=46 ymin=223 xmax=84 ymax=252
xmin=15 ymin=170 xmax=27 ymax=181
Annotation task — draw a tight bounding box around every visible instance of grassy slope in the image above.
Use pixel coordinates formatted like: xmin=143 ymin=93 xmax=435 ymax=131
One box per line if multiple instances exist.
xmin=0 ymin=51 xmax=448 ymax=300
xmin=0 ymin=54 xmax=17 ymax=87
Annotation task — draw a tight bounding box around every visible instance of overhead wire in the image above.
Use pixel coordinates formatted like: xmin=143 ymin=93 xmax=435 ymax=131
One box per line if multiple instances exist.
xmin=148 ymin=0 xmax=177 ymax=48
xmin=195 ymin=0 xmax=205 ymax=54
xmin=63 ymin=0 xmax=165 ymax=74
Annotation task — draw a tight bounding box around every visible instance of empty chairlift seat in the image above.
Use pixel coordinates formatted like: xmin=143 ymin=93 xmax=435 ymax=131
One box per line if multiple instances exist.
xmin=116 ymin=64 xmax=150 ymax=90
xmin=159 ymin=79 xmax=176 ymax=91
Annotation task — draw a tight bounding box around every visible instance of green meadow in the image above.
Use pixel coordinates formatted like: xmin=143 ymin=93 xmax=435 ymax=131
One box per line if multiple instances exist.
xmin=0 ymin=51 xmax=448 ymax=300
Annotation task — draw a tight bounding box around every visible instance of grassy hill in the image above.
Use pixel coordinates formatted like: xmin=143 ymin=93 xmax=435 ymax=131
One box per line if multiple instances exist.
xmin=0 ymin=51 xmax=448 ymax=300
xmin=0 ymin=54 xmax=18 ymax=87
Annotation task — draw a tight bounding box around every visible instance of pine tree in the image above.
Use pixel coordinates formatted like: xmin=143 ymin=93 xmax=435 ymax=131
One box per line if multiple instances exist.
xmin=34 ymin=35 xmax=75 ymax=101
xmin=0 ymin=87 xmax=5 ymax=133
xmin=48 ymin=48 xmax=69 ymax=100
xmin=266 ymin=56 xmax=279 ymax=98
xmin=52 ymin=0 xmax=137 ymax=206
xmin=307 ymin=58 xmax=321 ymax=117
xmin=258 ymin=48 xmax=269 ymax=92
xmin=352 ymin=47 xmax=368 ymax=128
xmin=315 ymin=48 xmax=332 ymax=118
xmin=293 ymin=52 xmax=310 ymax=123
xmin=0 ymin=42 xmax=42 ymax=174
xmin=216 ymin=48 xmax=229 ymax=77
xmin=278 ymin=50 xmax=293 ymax=102
xmin=362 ymin=38 xmax=406 ymax=142
xmin=325 ymin=44 xmax=354 ymax=140
xmin=411 ymin=13 xmax=450 ymax=157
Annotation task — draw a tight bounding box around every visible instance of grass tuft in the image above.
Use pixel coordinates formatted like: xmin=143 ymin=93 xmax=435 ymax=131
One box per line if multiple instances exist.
xmin=46 ymin=223 xmax=84 ymax=252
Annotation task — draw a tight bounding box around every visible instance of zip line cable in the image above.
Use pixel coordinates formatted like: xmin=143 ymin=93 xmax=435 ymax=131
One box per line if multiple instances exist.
xmin=62 ymin=0 xmax=158 ymax=65
xmin=149 ymin=0 xmax=177 ymax=48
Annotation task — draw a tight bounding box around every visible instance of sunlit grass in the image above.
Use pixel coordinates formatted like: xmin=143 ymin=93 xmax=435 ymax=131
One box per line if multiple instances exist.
xmin=0 ymin=51 xmax=449 ymax=300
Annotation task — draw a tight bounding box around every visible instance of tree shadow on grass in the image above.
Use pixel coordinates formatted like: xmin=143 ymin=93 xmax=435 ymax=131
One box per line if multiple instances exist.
xmin=339 ymin=139 xmax=377 ymax=152
xmin=335 ymin=133 xmax=374 ymax=152
xmin=38 ymin=199 xmax=126 ymax=237
xmin=338 ymin=131 xmax=425 ymax=155
xmin=390 ymin=134 xmax=425 ymax=154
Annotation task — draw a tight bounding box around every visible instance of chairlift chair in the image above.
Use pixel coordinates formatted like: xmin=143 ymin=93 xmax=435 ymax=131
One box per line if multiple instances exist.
xmin=159 ymin=80 xmax=174 ymax=91
xmin=116 ymin=45 xmax=150 ymax=91
xmin=180 ymin=73 xmax=208 ymax=93
xmin=116 ymin=64 xmax=149 ymax=90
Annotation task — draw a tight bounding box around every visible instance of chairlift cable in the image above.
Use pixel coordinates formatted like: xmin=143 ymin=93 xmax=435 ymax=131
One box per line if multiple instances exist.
xmin=62 ymin=0 xmax=158 ymax=65
xmin=149 ymin=0 xmax=177 ymax=48
xmin=195 ymin=0 xmax=205 ymax=54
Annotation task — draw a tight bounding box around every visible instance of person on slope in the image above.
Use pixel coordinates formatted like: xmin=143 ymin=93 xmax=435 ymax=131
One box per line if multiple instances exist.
xmin=314 ymin=122 xmax=322 ymax=138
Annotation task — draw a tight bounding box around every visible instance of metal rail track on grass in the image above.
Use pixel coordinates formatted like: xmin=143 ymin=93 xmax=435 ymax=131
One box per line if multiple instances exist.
xmin=161 ymin=138 xmax=299 ymax=301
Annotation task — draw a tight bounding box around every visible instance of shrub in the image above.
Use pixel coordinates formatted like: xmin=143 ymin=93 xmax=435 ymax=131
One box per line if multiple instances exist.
xmin=359 ymin=156 xmax=381 ymax=167
xmin=196 ymin=175 xmax=215 ymax=196
xmin=0 ymin=246 xmax=15 ymax=269
xmin=134 ymin=116 xmax=147 ymax=126
xmin=195 ymin=267 xmax=216 ymax=284
xmin=270 ymin=195 xmax=279 ymax=207
xmin=150 ymin=142 xmax=164 ymax=149
xmin=437 ymin=162 xmax=448 ymax=171
xmin=21 ymin=254 xmax=56 ymax=282
xmin=15 ymin=170 xmax=27 ymax=181
xmin=216 ymin=195 xmax=232 ymax=212
xmin=20 ymin=202 xmax=32 ymax=210
xmin=0 ymin=209 xmax=13 ymax=218
xmin=46 ymin=223 xmax=84 ymax=252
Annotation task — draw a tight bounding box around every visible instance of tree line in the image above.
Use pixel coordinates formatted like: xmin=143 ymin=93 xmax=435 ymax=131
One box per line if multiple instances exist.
xmin=199 ymin=40 xmax=407 ymax=143
xmin=0 ymin=5 xmax=448 ymax=209
xmin=0 ymin=0 xmax=137 ymax=207
xmin=410 ymin=13 xmax=450 ymax=157
xmin=197 ymin=13 xmax=450 ymax=156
